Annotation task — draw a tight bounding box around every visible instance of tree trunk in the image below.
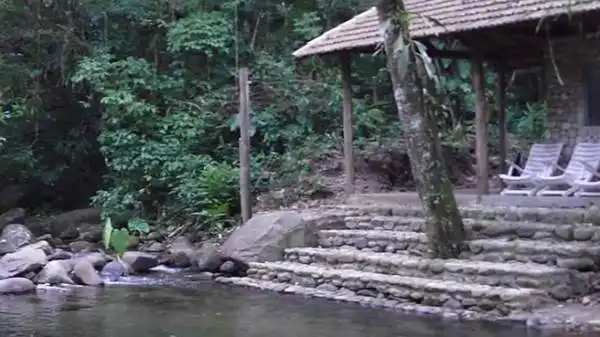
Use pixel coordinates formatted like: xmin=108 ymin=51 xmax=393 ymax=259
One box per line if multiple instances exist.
xmin=376 ymin=0 xmax=467 ymax=258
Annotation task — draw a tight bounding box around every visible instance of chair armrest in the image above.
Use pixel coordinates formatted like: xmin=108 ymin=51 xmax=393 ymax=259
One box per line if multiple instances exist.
xmin=576 ymin=160 xmax=600 ymax=178
xmin=504 ymin=160 xmax=524 ymax=173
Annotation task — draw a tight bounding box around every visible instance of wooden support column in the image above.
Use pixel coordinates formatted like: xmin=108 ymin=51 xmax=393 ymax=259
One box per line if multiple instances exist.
xmin=471 ymin=55 xmax=489 ymax=200
xmin=238 ymin=68 xmax=252 ymax=222
xmin=340 ymin=53 xmax=355 ymax=195
xmin=496 ymin=62 xmax=507 ymax=175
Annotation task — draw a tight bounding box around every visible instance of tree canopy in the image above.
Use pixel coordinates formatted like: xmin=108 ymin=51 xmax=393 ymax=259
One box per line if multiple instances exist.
xmin=0 ymin=0 xmax=546 ymax=236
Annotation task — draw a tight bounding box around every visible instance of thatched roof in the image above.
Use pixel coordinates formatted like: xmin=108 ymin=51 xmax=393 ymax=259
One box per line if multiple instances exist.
xmin=293 ymin=0 xmax=600 ymax=58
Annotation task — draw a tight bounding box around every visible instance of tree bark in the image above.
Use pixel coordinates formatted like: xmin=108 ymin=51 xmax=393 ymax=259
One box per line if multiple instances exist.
xmin=376 ymin=0 xmax=467 ymax=258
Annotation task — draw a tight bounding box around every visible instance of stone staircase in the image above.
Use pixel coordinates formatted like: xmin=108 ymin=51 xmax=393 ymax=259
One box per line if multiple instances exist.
xmin=216 ymin=204 xmax=600 ymax=321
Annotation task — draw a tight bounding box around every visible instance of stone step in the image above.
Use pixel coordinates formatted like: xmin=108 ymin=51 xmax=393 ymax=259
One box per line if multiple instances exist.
xmin=245 ymin=261 xmax=554 ymax=315
xmin=283 ymin=247 xmax=587 ymax=298
xmin=215 ymin=276 xmax=484 ymax=321
xmin=344 ymin=216 xmax=600 ymax=242
xmin=317 ymin=229 xmax=428 ymax=253
xmin=330 ymin=204 xmax=589 ymax=225
xmin=465 ymin=239 xmax=600 ymax=271
xmin=345 ymin=216 xmax=423 ymax=231
xmin=318 ymin=229 xmax=600 ymax=271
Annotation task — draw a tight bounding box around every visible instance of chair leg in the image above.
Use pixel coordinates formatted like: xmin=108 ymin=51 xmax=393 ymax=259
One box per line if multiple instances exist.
xmin=564 ymin=186 xmax=580 ymax=197
xmin=535 ymin=186 xmax=549 ymax=196
xmin=501 ymin=184 xmax=540 ymax=196
xmin=527 ymin=186 xmax=543 ymax=196
xmin=573 ymin=187 xmax=600 ymax=197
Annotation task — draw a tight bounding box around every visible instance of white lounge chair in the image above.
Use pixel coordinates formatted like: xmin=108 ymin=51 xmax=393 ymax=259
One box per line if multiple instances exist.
xmin=536 ymin=142 xmax=600 ymax=197
xmin=573 ymin=179 xmax=600 ymax=197
xmin=499 ymin=143 xmax=563 ymax=196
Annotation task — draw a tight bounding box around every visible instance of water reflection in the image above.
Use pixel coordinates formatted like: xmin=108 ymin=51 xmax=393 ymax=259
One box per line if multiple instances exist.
xmin=0 ymin=280 xmax=579 ymax=337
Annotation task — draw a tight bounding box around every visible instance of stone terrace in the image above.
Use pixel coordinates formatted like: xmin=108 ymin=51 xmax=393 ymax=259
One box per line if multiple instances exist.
xmin=216 ymin=192 xmax=600 ymax=325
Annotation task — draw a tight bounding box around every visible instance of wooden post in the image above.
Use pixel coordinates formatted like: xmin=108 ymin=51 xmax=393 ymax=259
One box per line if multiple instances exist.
xmin=471 ymin=56 xmax=489 ymax=202
xmin=496 ymin=62 xmax=507 ymax=175
xmin=238 ymin=68 xmax=252 ymax=222
xmin=340 ymin=53 xmax=355 ymax=195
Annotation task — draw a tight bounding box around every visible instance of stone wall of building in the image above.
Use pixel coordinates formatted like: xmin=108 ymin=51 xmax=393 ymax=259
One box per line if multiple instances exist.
xmin=545 ymin=37 xmax=600 ymax=158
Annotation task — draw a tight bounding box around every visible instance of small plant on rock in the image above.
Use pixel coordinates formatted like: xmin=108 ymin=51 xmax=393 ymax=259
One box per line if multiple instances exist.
xmin=102 ymin=217 xmax=150 ymax=258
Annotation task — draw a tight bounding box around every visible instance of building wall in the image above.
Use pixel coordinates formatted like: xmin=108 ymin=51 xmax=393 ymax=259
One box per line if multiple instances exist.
xmin=545 ymin=37 xmax=600 ymax=158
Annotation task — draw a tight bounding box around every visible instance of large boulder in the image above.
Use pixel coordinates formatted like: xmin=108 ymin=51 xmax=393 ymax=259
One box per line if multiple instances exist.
xmin=23 ymin=240 xmax=53 ymax=255
xmin=143 ymin=241 xmax=166 ymax=253
xmin=100 ymin=260 xmax=131 ymax=280
xmin=34 ymin=260 xmax=74 ymax=285
xmin=48 ymin=249 xmax=72 ymax=261
xmin=58 ymin=224 xmax=80 ymax=241
xmin=220 ymin=211 xmax=313 ymax=262
xmin=197 ymin=211 xmax=324 ymax=276
xmin=162 ymin=236 xmax=197 ymax=268
xmin=196 ymin=242 xmax=224 ymax=271
xmin=57 ymin=259 xmax=75 ymax=273
xmin=57 ymin=222 xmax=103 ymax=243
xmin=0 ymin=208 xmax=25 ymax=232
xmin=0 ymin=185 xmax=27 ymax=215
xmin=69 ymin=240 xmax=94 ymax=253
xmin=0 ymin=245 xmax=48 ymax=279
xmin=0 ymin=277 xmax=36 ymax=294
xmin=29 ymin=208 xmax=101 ymax=237
xmin=72 ymin=260 xmax=104 ymax=286
xmin=122 ymin=251 xmax=159 ymax=273
xmin=72 ymin=252 xmax=111 ymax=269
xmin=0 ymin=223 xmax=33 ymax=254
xmin=79 ymin=223 xmax=103 ymax=243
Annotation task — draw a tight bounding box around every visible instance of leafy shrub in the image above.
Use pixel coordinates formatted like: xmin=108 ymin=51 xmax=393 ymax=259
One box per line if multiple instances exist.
xmin=172 ymin=159 xmax=240 ymax=233
xmin=512 ymin=102 xmax=548 ymax=142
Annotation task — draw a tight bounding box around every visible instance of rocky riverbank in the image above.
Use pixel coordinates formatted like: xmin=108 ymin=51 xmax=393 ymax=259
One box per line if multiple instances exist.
xmin=0 ymin=207 xmax=252 ymax=293
xmin=6 ymin=202 xmax=600 ymax=335
xmin=0 ymin=203 xmax=301 ymax=294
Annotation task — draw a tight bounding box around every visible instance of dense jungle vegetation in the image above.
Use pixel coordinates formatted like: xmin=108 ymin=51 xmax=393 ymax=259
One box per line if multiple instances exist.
xmin=0 ymin=0 xmax=547 ymax=236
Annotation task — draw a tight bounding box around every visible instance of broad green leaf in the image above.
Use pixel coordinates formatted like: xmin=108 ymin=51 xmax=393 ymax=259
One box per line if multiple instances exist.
xmin=103 ymin=218 xmax=113 ymax=251
xmin=110 ymin=228 xmax=130 ymax=257
xmin=128 ymin=218 xmax=150 ymax=234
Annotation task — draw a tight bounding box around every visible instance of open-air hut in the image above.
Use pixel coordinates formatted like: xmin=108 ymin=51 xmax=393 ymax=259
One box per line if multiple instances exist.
xmin=292 ymin=1 xmax=600 ymax=197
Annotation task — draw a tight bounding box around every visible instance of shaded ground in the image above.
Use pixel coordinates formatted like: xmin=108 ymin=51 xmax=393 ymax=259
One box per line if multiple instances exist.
xmin=346 ymin=192 xmax=600 ymax=209
xmin=255 ymin=144 xmax=489 ymax=211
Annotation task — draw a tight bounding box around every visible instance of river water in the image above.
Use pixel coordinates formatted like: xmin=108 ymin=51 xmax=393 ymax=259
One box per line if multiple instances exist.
xmin=0 ymin=274 xmax=574 ymax=337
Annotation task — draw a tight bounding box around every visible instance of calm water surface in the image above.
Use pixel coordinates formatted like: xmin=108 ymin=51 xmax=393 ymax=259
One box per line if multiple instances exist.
xmin=0 ymin=274 xmax=571 ymax=337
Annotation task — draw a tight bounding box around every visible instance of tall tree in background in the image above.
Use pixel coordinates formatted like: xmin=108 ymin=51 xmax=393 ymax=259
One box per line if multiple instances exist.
xmin=376 ymin=0 xmax=467 ymax=258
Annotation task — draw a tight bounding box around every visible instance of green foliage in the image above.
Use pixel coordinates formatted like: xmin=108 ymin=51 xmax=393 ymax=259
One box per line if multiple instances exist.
xmin=173 ymin=159 xmax=240 ymax=233
xmin=436 ymin=58 xmax=547 ymax=151
xmin=511 ymin=102 xmax=548 ymax=142
xmin=110 ymin=228 xmax=130 ymax=257
xmin=0 ymin=0 xmax=548 ymax=237
xmin=128 ymin=218 xmax=151 ymax=235
xmin=167 ymin=11 xmax=233 ymax=56
xmin=103 ymin=217 xmax=150 ymax=257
